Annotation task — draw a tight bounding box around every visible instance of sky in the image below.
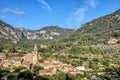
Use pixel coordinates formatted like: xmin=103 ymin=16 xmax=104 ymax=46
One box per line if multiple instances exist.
xmin=0 ymin=0 xmax=120 ymax=30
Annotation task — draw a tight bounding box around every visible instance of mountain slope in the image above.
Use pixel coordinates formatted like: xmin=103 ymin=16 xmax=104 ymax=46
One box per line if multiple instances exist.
xmin=77 ymin=9 xmax=120 ymax=39
xmin=0 ymin=20 xmax=24 ymax=43
xmin=17 ymin=26 xmax=74 ymax=40
xmin=0 ymin=20 xmax=74 ymax=43
xmin=58 ymin=9 xmax=120 ymax=45
xmin=41 ymin=9 xmax=120 ymax=77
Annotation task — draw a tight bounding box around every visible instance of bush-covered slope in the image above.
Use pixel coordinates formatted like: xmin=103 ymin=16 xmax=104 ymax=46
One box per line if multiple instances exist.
xmin=77 ymin=9 xmax=120 ymax=38
xmin=56 ymin=9 xmax=120 ymax=45
xmin=42 ymin=9 xmax=120 ymax=72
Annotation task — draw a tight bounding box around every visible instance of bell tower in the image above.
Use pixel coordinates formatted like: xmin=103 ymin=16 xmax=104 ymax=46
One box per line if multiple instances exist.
xmin=32 ymin=44 xmax=39 ymax=64
xmin=32 ymin=44 xmax=38 ymax=54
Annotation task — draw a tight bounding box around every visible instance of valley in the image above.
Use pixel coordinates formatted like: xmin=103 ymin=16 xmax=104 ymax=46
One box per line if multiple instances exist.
xmin=0 ymin=9 xmax=120 ymax=80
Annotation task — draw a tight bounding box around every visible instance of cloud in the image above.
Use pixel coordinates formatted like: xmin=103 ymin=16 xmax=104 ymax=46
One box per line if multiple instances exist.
xmin=67 ymin=8 xmax=86 ymax=27
xmin=67 ymin=0 xmax=98 ymax=28
xmin=0 ymin=8 xmax=26 ymax=16
xmin=37 ymin=0 xmax=52 ymax=11
xmin=85 ymin=0 xmax=98 ymax=8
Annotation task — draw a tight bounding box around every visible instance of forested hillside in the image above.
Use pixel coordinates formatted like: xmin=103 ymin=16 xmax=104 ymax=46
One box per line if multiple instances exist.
xmin=39 ymin=9 xmax=120 ymax=80
xmin=57 ymin=9 xmax=120 ymax=46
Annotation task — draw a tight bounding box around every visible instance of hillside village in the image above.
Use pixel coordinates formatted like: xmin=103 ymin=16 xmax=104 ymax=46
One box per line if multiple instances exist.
xmin=0 ymin=6 xmax=120 ymax=80
xmin=0 ymin=44 xmax=92 ymax=76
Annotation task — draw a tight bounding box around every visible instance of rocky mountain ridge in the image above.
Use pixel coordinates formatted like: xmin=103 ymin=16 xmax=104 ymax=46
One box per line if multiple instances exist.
xmin=0 ymin=20 xmax=74 ymax=43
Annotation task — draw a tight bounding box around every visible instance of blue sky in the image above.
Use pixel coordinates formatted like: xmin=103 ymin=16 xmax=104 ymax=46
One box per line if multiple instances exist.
xmin=0 ymin=0 xmax=120 ymax=30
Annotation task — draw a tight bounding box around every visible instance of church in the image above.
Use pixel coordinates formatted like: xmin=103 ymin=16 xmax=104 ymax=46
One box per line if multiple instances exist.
xmin=0 ymin=44 xmax=40 ymax=70
xmin=23 ymin=44 xmax=40 ymax=65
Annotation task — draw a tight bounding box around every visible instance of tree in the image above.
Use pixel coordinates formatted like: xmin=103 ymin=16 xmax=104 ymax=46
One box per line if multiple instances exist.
xmin=7 ymin=74 xmax=17 ymax=80
xmin=17 ymin=71 xmax=33 ymax=80
xmin=0 ymin=45 xmax=3 ymax=52
xmin=34 ymin=75 xmax=45 ymax=80
xmin=75 ymin=74 xmax=85 ymax=80
xmin=32 ymin=66 xmax=44 ymax=74
xmin=38 ymin=59 xmax=44 ymax=63
xmin=0 ymin=73 xmax=3 ymax=78
xmin=0 ymin=67 xmax=10 ymax=74
xmin=53 ymin=72 xmax=66 ymax=80
xmin=66 ymin=73 xmax=75 ymax=80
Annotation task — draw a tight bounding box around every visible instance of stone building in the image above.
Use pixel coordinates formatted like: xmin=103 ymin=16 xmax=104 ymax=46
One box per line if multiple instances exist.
xmin=23 ymin=44 xmax=39 ymax=65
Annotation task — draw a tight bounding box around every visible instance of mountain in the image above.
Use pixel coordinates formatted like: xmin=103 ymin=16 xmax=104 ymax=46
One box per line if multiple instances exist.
xmin=0 ymin=20 xmax=24 ymax=43
xmin=0 ymin=9 xmax=120 ymax=80
xmin=45 ymin=9 xmax=120 ymax=63
xmin=41 ymin=9 xmax=120 ymax=79
xmin=77 ymin=9 xmax=120 ymax=39
xmin=58 ymin=9 xmax=120 ymax=45
xmin=17 ymin=26 xmax=74 ymax=40
xmin=0 ymin=20 xmax=74 ymax=43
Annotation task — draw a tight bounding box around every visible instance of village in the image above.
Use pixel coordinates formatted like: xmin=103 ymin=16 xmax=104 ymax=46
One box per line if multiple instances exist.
xmin=0 ymin=44 xmax=91 ymax=76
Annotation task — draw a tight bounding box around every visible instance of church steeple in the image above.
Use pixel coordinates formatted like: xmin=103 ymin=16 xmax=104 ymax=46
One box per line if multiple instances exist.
xmin=32 ymin=44 xmax=39 ymax=64
xmin=33 ymin=44 xmax=38 ymax=54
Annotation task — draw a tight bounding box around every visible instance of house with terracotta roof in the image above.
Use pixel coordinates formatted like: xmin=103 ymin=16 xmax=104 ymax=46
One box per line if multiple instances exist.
xmin=39 ymin=68 xmax=56 ymax=75
xmin=76 ymin=66 xmax=85 ymax=71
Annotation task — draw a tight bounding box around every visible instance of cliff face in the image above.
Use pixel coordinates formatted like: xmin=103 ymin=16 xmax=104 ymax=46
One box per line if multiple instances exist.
xmin=0 ymin=20 xmax=23 ymax=43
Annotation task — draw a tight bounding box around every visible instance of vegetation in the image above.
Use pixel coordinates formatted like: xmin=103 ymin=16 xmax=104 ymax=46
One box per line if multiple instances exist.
xmin=13 ymin=66 xmax=27 ymax=72
xmin=17 ymin=71 xmax=34 ymax=80
xmin=32 ymin=66 xmax=44 ymax=74
xmin=0 ymin=9 xmax=120 ymax=80
xmin=98 ymin=67 xmax=120 ymax=80
xmin=37 ymin=9 xmax=120 ymax=80
xmin=7 ymin=74 xmax=17 ymax=80
xmin=0 ymin=67 xmax=10 ymax=74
